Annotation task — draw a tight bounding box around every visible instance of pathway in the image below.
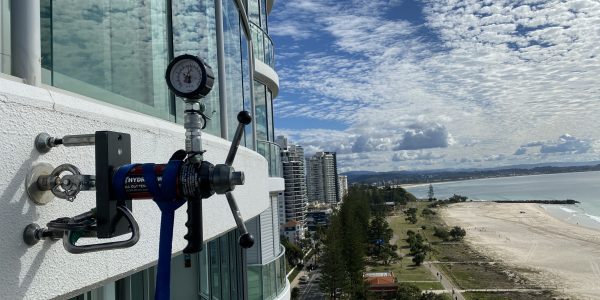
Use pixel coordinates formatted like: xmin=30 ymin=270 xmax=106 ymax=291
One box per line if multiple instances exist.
xmin=424 ymin=261 xmax=465 ymax=300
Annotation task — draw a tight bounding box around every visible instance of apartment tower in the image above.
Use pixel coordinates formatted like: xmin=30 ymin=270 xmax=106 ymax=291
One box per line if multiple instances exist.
xmin=306 ymin=152 xmax=340 ymax=204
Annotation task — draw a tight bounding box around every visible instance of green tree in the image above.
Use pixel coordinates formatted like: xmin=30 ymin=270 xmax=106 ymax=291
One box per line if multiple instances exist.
xmin=427 ymin=184 xmax=435 ymax=201
xmin=420 ymin=292 xmax=446 ymax=300
xmin=396 ymin=283 xmax=421 ymax=300
xmin=412 ymin=252 xmax=426 ymax=266
xmin=449 ymin=226 xmax=466 ymax=240
xmin=320 ymin=215 xmax=349 ymax=299
xmin=290 ymin=287 xmax=300 ymax=300
xmin=281 ymin=237 xmax=303 ymax=266
xmin=433 ymin=227 xmax=450 ymax=241
xmin=367 ymin=215 xmax=393 ymax=257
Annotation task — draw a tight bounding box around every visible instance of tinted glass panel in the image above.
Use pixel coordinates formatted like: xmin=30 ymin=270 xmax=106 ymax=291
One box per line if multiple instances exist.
xmin=1 ymin=0 xmax=10 ymax=74
xmin=42 ymin=0 xmax=171 ymax=120
xmin=172 ymin=0 xmax=221 ymax=135
xmin=223 ymin=0 xmax=244 ymax=141
xmin=254 ymin=81 xmax=267 ymax=140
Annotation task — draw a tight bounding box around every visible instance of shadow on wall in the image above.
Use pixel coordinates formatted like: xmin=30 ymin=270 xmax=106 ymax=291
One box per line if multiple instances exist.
xmin=0 ymin=149 xmax=52 ymax=299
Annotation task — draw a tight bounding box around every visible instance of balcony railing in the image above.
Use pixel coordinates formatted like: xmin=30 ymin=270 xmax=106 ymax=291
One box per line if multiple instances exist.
xmin=250 ymin=21 xmax=275 ymax=68
xmin=257 ymin=140 xmax=282 ymax=178
xmin=248 ymin=246 xmax=287 ymax=300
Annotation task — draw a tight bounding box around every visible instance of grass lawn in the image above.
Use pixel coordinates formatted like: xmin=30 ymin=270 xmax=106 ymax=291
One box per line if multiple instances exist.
xmin=463 ymin=290 xmax=555 ymax=300
xmin=434 ymin=243 xmax=488 ymax=262
xmin=437 ymin=263 xmax=521 ymax=289
xmin=370 ymin=263 xmax=437 ymax=282
xmin=409 ymin=281 xmax=445 ymax=290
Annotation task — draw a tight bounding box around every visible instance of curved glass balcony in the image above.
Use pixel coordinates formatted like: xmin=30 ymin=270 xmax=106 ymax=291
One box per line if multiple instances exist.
xmin=257 ymin=140 xmax=282 ymax=178
xmin=250 ymin=21 xmax=275 ymax=68
xmin=248 ymin=246 xmax=287 ymax=300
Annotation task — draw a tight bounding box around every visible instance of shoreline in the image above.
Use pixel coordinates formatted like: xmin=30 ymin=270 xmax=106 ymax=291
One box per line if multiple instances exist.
xmin=441 ymin=202 xmax=600 ymax=300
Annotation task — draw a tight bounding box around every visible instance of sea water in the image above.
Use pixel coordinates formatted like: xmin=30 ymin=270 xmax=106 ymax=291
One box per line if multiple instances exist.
xmin=405 ymin=171 xmax=600 ymax=230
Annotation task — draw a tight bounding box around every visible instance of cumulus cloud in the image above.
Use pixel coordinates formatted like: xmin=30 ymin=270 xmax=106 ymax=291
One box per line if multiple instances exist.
xmin=540 ymin=134 xmax=591 ymax=154
xmin=395 ymin=123 xmax=451 ymax=150
xmin=514 ymin=147 xmax=527 ymax=155
xmin=352 ymin=135 xmax=393 ymax=153
xmin=518 ymin=134 xmax=592 ymax=155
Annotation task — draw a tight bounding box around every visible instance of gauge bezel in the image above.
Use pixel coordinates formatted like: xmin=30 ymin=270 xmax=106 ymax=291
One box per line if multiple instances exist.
xmin=165 ymin=54 xmax=214 ymax=99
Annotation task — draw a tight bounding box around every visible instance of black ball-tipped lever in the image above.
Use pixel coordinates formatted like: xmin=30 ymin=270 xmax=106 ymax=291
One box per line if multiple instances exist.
xmin=223 ymin=111 xmax=254 ymax=248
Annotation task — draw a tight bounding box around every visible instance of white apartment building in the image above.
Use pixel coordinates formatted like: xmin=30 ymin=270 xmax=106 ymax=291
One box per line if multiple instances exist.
xmin=306 ymin=152 xmax=339 ymax=204
xmin=275 ymin=136 xmax=308 ymax=241
xmin=338 ymin=175 xmax=349 ymax=202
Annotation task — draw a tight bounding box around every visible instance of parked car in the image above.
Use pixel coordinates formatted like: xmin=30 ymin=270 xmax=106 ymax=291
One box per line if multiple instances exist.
xmin=299 ymin=275 xmax=309 ymax=284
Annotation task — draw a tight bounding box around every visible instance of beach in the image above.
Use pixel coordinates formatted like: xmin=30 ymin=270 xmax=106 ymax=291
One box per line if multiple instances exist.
xmin=442 ymin=202 xmax=600 ymax=300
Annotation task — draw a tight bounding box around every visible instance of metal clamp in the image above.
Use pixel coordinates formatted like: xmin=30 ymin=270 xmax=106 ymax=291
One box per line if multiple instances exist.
xmin=63 ymin=206 xmax=140 ymax=254
xmin=34 ymin=163 xmax=95 ymax=202
xmin=23 ymin=206 xmax=140 ymax=254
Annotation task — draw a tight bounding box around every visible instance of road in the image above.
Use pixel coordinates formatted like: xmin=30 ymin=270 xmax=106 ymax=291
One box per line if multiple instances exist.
xmin=296 ymin=270 xmax=325 ymax=300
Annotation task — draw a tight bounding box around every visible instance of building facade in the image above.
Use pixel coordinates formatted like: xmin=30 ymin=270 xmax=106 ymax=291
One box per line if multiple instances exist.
xmin=276 ymin=135 xmax=308 ymax=226
xmin=0 ymin=0 xmax=288 ymax=299
xmin=306 ymin=152 xmax=339 ymax=204
xmin=338 ymin=175 xmax=348 ymax=202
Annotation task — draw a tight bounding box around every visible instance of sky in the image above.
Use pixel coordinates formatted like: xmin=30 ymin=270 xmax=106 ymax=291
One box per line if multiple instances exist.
xmin=269 ymin=0 xmax=600 ymax=172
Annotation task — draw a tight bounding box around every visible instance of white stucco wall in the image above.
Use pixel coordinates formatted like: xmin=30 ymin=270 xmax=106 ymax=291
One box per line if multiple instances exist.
xmin=0 ymin=76 xmax=271 ymax=300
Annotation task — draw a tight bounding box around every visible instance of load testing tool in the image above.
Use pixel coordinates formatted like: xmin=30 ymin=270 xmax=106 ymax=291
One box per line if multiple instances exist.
xmin=23 ymin=54 xmax=254 ymax=300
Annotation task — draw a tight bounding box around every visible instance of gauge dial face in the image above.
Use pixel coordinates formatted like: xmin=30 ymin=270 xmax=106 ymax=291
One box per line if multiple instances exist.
xmin=165 ymin=55 xmax=214 ymax=99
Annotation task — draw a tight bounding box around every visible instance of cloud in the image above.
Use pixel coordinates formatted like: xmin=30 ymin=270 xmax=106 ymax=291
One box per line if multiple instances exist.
xmin=514 ymin=147 xmax=527 ymax=155
xmin=540 ymin=134 xmax=591 ymax=154
xmin=395 ymin=123 xmax=451 ymax=150
xmin=392 ymin=151 xmax=445 ymax=162
xmin=518 ymin=134 xmax=592 ymax=155
xmin=351 ymin=135 xmax=393 ymax=153
xmin=271 ymin=0 xmax=600 ymax=171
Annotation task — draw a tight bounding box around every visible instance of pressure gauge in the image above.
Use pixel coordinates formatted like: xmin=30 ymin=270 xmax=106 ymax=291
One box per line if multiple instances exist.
xmin=165 ymin=54 xmax=214 ymax=99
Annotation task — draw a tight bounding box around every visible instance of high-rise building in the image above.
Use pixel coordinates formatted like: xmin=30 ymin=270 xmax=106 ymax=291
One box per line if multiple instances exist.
xmin=338 ymin=175 xmax=349 ymax=202
xmin=306 ymin=152 xmax=340 ymax=204
xmin=276 ymin=135 xmax=308 ymax=242
xmin=0 ymin=1 xmax=288 ymax=299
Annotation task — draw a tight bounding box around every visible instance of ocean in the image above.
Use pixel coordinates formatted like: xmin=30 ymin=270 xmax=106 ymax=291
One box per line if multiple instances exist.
xmin=405 ymin=171 xmax=600 ymax=231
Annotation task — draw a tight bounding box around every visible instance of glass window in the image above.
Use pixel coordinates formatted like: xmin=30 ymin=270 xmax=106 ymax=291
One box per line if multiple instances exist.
xmin=199 ymin=248 xmax=210 ymax=297
xmin=251 ymin=25 xmax=265 ymax=63
xmin=173 ymin=0 xmax=221 ymax=135
xmin=248 ymin=0 xmax=259 ymax=25
xmin=266 ymin=88 xmax=274 ymax=142
xmin=247 ymin=266 xmax=261 ymax=300
xmin=210 ymin=240 xmax=221 ymax=300
xmin=41 ymin=0 xmax=171 ymax=120
xmin=219 ymin=235 xmax=230 ymax=300
xmin=254 ymin=81 xmax=267 ymax=141
xmin=0 ymin=0 xmax=10 ymax=74
xmin=260 ymin=0 xmax=267 ymax=31
xmin=223 ymin=0 xmax=244 ymax=141
xmin=241 ymin=22 xmax=253 ymax=147
xmin=228 ymin=231 xmax=239 ymax=298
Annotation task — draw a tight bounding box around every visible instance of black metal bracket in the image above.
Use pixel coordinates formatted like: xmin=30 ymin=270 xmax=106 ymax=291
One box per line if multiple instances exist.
xmin=95 ymin=131 xmax=132 ymax=238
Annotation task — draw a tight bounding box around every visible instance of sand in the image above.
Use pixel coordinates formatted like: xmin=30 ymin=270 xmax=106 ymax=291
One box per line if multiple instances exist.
xmin=441 ymin=202 xmax=600 ymax=300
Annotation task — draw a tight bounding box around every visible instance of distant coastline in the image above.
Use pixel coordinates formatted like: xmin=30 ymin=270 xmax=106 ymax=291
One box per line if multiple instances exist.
xmin=346 ymin=163 xmax=600 ymax=185
xmin=493 ymin=199 xmax=579 ymax=204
